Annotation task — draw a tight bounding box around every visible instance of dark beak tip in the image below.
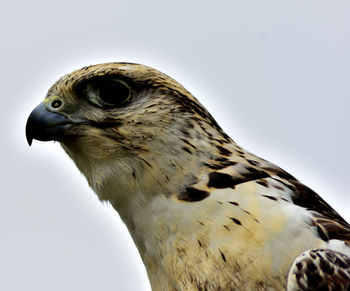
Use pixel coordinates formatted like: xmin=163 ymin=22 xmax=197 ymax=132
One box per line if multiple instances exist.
xmin=26 ymin=135 xmax=33 ymax=146
xmin=25 ymin=103 xmax=73 ymax=145
xmin=25 ymin=120 xmax=33 ymax=146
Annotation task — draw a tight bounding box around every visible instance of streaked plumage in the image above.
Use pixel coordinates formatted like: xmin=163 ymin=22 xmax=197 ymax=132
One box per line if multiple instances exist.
xmin=288 ymin=249 xmax=350 ymax=290
xmin=26 ymin=63 xmax=350 ymax=290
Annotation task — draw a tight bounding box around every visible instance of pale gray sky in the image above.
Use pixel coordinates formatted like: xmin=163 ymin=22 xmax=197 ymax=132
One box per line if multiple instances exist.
xmin=2 ymin=1 xmax=350 ymax=290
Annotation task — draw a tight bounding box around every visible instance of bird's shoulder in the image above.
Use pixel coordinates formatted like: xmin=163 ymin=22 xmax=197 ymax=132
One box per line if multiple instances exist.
xmin=187 ymin=142 xmax=350 ymax=245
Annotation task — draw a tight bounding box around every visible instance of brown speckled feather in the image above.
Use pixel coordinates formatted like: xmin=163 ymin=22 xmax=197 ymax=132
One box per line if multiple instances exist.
xmin=288 ymin=249 xmax=350 ymax=290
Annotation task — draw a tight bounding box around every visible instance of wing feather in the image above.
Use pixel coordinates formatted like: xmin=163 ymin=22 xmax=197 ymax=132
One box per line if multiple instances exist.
xmin=287 ymin=249 xmax=350 ymax=290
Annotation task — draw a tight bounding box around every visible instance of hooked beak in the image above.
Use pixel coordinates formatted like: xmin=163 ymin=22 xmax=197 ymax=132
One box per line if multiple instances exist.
xmin=25 ymin=103 xmax=73 ymax=146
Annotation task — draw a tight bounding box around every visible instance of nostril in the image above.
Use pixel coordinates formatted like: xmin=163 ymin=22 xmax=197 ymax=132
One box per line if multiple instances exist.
xmin=51 ymin=99 xmax=62 ymax=109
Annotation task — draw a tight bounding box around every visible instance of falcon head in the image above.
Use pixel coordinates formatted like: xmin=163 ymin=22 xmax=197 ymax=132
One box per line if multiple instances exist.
xmin=26 ymin=63 xmax=228 ymax=204
xmin=26 ymin=63 xmax=350 ymax=290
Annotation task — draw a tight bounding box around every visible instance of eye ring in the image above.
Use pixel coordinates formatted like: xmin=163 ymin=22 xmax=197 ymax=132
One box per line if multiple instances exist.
xmin=51 ymin=99 xmax=62 ymax=109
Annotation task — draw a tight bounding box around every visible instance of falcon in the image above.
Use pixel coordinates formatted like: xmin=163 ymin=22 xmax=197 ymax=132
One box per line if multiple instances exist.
xmin=26 ymin=63 xmax=350 ymax=290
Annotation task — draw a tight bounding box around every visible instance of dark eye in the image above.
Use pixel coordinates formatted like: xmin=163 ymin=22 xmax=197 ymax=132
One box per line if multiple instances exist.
xmin=98 ymin=80 xmax=131 ymax=107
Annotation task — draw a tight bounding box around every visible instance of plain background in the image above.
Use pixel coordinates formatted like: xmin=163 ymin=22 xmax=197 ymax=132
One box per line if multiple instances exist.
xmin=2 ymin=1 xmax=349 ymax=290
